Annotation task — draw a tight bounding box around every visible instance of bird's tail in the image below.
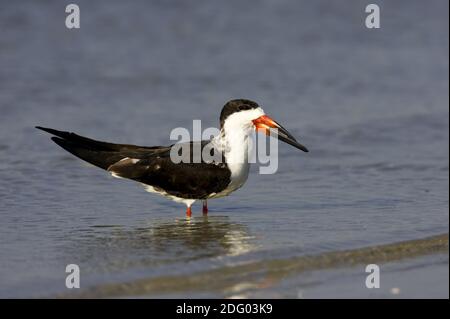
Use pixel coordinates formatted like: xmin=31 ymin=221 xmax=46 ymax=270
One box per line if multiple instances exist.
xmin=36 ymin=126 xmax=131 ymax=170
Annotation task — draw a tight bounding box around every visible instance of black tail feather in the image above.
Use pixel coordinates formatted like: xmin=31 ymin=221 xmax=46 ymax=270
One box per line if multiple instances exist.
xmin=36 ymin=126 xmax=122 ymax=152
xmin=50 ymin=137 xmax=124 ymax=170
xmin=36 ymin=126 xmax=169 ymax=170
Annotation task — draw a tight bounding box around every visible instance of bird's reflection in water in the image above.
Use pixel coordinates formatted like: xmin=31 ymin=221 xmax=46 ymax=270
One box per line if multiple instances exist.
xmin=71 ymin=215 xmax=255 ymax=273
xmin=145 ymin=215 xmax=254 ymax=257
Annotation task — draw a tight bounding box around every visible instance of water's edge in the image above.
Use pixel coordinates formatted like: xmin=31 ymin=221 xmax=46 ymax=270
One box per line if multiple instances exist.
xmin=57 ymin=233 xmax=448 ymax=298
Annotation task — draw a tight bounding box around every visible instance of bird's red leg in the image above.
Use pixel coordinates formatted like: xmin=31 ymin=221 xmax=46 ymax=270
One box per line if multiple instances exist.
xmin=186 ymin=206 xmax=192 ymax=218
xmin=202 ymin=200 xmax=208 ymax=215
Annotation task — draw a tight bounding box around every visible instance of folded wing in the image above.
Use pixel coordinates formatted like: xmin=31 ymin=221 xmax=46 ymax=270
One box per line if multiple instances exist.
xmin=37 ymin=126 xmax=231 ymax=199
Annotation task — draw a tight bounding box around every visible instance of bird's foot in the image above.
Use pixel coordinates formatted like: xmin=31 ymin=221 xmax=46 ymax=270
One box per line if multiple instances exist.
xmin=186 ymin=206 xmax=192 ymax=218
xmin=202 ymin=201 xmax=208 ymax=215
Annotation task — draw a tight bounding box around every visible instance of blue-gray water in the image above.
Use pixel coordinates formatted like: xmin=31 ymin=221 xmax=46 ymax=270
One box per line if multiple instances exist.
xmin=0 ymin=0 xmax=448 ymax=298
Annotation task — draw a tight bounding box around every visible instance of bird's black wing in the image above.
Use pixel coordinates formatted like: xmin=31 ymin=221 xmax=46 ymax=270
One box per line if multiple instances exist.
xmin=107 ymin=140 xmax=231 ymax=199
xmin=37 ymin=126 xmax=231 ymax=199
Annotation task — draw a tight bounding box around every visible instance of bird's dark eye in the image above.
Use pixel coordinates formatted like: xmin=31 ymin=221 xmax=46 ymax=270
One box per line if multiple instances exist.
xmin=238 ymin=105 xmax=249 ymax=111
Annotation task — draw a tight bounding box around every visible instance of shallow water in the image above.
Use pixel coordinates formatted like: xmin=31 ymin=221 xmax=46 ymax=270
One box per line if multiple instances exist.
xmin=0 ymin=0 xmax=448 ymax=298
xmin=57 ymin=234 xmax=448 ymax=298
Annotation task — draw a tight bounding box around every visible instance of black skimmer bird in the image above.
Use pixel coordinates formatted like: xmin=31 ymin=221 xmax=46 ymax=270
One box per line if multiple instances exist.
xmin=37 ymin=99 xmax=308 ymax=217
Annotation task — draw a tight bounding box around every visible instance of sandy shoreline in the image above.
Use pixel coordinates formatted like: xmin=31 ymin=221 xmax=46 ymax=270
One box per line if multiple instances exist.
xmin=57 ymin=233 xmax=448 ymax=298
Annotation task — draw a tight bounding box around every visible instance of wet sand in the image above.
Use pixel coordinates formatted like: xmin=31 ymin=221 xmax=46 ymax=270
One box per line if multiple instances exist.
xmin=58 ymin=233 xmax=448 ymax=298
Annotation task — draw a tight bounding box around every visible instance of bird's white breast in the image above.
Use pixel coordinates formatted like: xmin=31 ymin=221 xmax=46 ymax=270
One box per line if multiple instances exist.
xmin=210 ymin=109 xmax=263 ymax=198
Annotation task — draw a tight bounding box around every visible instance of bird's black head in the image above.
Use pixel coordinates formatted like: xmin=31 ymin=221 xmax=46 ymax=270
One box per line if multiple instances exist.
xmin=220 ymin=99 xmax=260 ymax=128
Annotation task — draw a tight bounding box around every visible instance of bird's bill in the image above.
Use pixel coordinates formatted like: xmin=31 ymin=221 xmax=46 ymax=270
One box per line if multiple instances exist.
xmin=252 ymin=115 xmax=309 ymax=152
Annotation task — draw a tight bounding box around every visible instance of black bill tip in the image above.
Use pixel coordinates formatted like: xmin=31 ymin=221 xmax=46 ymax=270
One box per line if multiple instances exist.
xmin=271 ymin=124 xmax=309 ymax=153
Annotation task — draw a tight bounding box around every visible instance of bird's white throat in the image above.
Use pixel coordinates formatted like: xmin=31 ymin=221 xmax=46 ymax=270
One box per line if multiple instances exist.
xmin=214 ymin=107 xmax=265 ymax=166
xmin=211 ymin=107 xmax=265 ymax=193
